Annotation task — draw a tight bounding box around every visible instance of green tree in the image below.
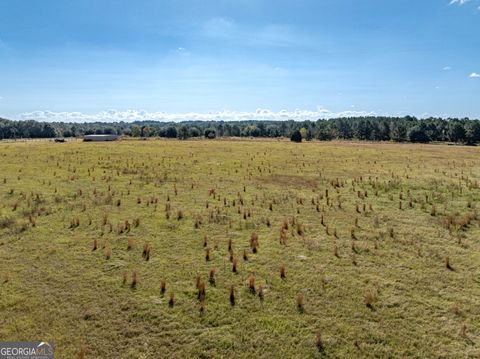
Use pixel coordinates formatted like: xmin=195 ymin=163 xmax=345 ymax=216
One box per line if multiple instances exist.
xmin=408 ymin=125 xmax=429 ymax=143
xmin=290 ymin=130 xmax=302 ymax=143
xmin=165 ymin=126 xmax=178 ymax=138
xmin=204 ymin=128 xmax=216 ymax=139
xmin=143 ymin=126 xmax=153 ymax=137
xmin=189 ymin=127 xmax=201 ymax=137
xmin=131 ymin=126 xmax=141 ymax=137
xmin=447 ymin=121 xmax=466 ymax=143
xmin=178 ymin=126 xmax=189 ymax=140
xmin=230 ymin=125 xmax=241 ymax=137
xmin=266 ymin=125 xmax=281 ymax=137
xmin=41 ymin=123 xmax=57 ymax=138
xmin=299 ymin=127 xmax=308 ymax=139
xmin=465 ymin=121 xmax=480 ymax=144
xmin=390 ymin=121 xmax=408 ymax=142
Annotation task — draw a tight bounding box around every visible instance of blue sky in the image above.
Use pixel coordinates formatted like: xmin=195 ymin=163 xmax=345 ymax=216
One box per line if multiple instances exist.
xmin=0 ymin=0 xmax=479 ymax=122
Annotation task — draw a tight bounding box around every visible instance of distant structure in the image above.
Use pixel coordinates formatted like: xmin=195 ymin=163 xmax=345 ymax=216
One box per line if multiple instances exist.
xmin=83 ymin=134 xmax=120 ymax=142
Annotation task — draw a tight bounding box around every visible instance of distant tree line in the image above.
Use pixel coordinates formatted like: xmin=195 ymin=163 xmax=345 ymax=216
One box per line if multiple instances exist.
xmin=1 ymin=116 xmax=480 ymax=144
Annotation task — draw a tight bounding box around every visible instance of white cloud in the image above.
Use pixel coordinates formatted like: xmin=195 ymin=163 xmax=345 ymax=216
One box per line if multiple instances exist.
xmin=201 ymin=17 xmax=311 ymax=48
xmin=449 ymin=0 xmax=471 ymax=5
xmin=470 ymin=72 xmax=480 ymax=78
xmin=443 ymin=66 xmax=452 ymax=71
xmin=0 ymin=36 xmax=8 ymax=51
xmin=18 ymin=108 xmax=380 ymax=123
xmin=253 ymin=24 xmax=310 ymax=47
xmin=203 ymin=17 xmax=237 ymax=39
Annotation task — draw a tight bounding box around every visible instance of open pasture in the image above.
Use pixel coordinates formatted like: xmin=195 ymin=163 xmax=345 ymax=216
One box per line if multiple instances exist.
xmin=0 ymin=139 xmax=479 ymax=358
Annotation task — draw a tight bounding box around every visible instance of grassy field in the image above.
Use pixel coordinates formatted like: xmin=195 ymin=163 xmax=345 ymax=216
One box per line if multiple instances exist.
xmin=0 ymin=139 xmax=479 ymax=358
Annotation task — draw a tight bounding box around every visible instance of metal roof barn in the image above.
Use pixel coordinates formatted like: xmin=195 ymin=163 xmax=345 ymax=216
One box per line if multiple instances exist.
xmin=83 ymin=134 xmax=120 ymax=142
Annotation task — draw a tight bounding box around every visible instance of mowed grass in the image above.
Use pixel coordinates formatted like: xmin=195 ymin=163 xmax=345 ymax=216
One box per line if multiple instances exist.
xmin=0 ymin=139 xmax=479 ymax=358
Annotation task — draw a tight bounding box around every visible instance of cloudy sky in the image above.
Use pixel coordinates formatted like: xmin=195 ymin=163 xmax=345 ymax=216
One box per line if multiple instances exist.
xmin=0 ymin=0 xmax=479 ymax=122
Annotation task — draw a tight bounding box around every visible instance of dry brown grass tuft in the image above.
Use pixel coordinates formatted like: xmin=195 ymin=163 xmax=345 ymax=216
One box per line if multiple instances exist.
xmin=131 ymin=271 xmax=137 ymax=290
xmin=232 ymin=257 xmax=238 ymax=273
xmin=194 ymin=216 xmax=203 ymax=229
xmin=352 ymin=240 xmax=360 ymax=253
xmin=197 ymin=280 xmax=206 ymax=302
xmin=388 ymin=227 xmax=394 ymax=238
xmin=279 ymin=228 xmax=287 ymax=245
xmin=251 ymin=239 xmax=258 ymax=253
xmin=351 ymin=228 xmax=356 ymax=240
xmin=247 ymin=275 xmax=256 ymax=294
xmin=168 ymin=292 xmax=175 ymax=307
xmin=177 ymin=209 xmax=184 ymax=220
xmin=209 ymin=268 xmax=216 ymax=286
xmin=333 ymin=245 xmax=339 ymax=258
xmin=79 ymin=344 xmax=86 ymax=359
xmin=142 ymin=242 xmax=149 ymax=257
xmin=352 ymin=253 xmax=358 ymax=266
xmin=265 ymin=217 xmax=271 ymax=227
xmin=105 ymin=247 xmax=112 ymax=260
xmin=315 ymin=331 xmax=323 ymax=352
xmin=297 ymin=223 xmax=305 ymax=236
xmin=297 ymin=293 xmax=305 ymax=312
xmin=133 ymin=218 xmax=140 ymax=228
xmin=258 ymin=285 xmax=264 ymax=301
xmin=229 ymin=285 xmax=235 ymax=306
xmin=445 ymin=256 xmax=454 ymax=271
xmin=353 ymin=332 xmax=360 ymax=349
xmin=451 ymin=302 xmax=461 ymax=316
xmin=365 ymin=289 xmax=375 ymax=309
